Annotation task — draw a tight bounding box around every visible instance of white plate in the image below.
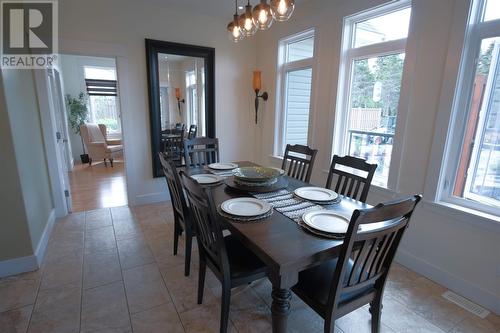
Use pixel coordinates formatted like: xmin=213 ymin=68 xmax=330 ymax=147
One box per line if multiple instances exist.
xmin=191 ymin=174 xmax=223 ymax=184
xmin=221 ymin=198 xmax=272 ymax=217
xmin=294 ymin=187 xmax=339 ymax=202
xmin=208 ymin=162 xmax=238 ymax=170
xmin=302 ymin=210 xmax=350 ymax=234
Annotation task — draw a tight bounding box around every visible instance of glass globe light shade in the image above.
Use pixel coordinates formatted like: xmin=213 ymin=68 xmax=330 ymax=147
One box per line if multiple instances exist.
xmin=227 ymin=15 xmax=243 ymax=43
xmin=252 ymin=1 xmax=274 ymax=30
xmin=270 ymin=0 xmax=295 ymax=22
xmin=238 ymin=4 xmax=258 ymax=37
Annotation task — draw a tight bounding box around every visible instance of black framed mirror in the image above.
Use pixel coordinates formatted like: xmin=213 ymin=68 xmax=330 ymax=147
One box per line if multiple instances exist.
xmin=146 ymin=39 xmax=215 ymax=177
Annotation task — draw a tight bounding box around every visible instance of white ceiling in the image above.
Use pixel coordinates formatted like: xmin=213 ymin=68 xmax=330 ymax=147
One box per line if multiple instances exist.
xmin=154 ymin=0 xmax=309 ymax=20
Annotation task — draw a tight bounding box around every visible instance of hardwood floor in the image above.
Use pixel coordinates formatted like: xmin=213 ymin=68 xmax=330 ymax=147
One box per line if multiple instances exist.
xmin=68 ymin=160 xmax=127 ymax=212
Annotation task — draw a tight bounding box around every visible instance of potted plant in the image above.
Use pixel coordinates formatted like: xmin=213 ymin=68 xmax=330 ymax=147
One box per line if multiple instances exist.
xmin=66 ymin=92 xmax=90 ymax=164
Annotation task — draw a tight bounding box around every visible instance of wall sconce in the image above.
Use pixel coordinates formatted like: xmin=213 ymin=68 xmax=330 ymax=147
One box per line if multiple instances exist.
xmin=175 ymin=87 xmax=185 ymax=115
xmin=253 ymin=70 xmax=268 ymax=124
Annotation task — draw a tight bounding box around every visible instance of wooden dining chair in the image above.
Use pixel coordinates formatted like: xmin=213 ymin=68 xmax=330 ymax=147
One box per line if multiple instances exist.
xmin=163 ymin=129 xmax=185 ymax=167
xmin=180 ymin=172 xmax=268 ymax=333
xmin=158 ymin=153 xmax=194 ymax=276
xmin=292 ymin=195 xmax=421 ymax=333
xmin=188 ymin=124 xmax=197 ymax=139
xmin=184 ymin=137 xmax=220 ymax=168
xmin=326 ymin=155 xmax=377 ymax=203
xmin=281 ymin=144 xmax=318 ymax=182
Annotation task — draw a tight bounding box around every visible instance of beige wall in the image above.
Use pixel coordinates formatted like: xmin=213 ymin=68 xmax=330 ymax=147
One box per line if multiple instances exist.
xmin=1 ymin=69 xmax=54 ymax=259
xmin=254 ymin=0 xmax=499 ymax=312
xmin=58 ymin=0 xmax=258 ymax=205
xmin=0 ymin=74 xmax=34 ymax=261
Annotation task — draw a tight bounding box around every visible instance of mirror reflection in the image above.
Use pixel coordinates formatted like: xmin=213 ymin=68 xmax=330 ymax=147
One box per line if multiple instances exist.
xmin=158 ymin=53 xmax=205 ymax=135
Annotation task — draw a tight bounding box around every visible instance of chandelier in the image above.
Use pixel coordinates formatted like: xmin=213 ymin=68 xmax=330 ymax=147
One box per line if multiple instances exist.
xmin=227 ymin=0 xmax=295 ymax=42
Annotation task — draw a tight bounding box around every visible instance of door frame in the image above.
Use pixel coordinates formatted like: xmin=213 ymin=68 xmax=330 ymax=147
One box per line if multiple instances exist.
xmin=34 ymin=68 xmax=70 ymax=217
xmin=35 ymin=39 xmax=132 ymax=216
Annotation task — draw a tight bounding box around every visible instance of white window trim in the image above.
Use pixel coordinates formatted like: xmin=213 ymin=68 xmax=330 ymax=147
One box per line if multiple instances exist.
xmin=429 ymin=0 xmax=500 ymax=218
xmin=333 ymin=0 xmax=412 ymax=189
xmin=274 ymin=28 xmax=316 ymax=157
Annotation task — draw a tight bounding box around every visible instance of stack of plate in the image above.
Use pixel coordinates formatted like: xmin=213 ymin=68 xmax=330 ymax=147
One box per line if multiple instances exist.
xmin=190 ymin=173 xmax=224 ymax=186
xmin=300 ymin=210 xmax=351 ymax=239
xmin=219 ymin=197 xmax=273 ymax=222
xmin=208 ymin=162 xmax=238 ymax=171
xmin=294 ymin=187 xmax=340 ymax=205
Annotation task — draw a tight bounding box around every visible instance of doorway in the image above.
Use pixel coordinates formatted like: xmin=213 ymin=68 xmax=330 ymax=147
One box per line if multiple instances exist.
xmin=60 ymin=54 xmax=127 ymax=212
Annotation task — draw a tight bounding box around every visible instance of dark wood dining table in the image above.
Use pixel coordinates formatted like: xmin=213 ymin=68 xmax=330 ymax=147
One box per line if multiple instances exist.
xmin=184 ymin=161 xmax=370 ymax=333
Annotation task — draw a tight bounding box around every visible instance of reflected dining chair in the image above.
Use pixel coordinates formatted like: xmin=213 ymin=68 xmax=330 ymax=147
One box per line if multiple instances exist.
xmin=158 ymin=153 xmax=194 ymax=276
xmin=292 ymin=195 xmax=422 ymax=333
xmin=188 ymin=124 xmax=197 ymax=139
xmin=184 ymin=137 xmax=220 ymax=168
xmin=180 ymin=172 xmax=268 ymax=333
xmin=281 ymin=144 xmax=318 ymax=182
xmin=326 ymin=155 xmax=377 ymax=203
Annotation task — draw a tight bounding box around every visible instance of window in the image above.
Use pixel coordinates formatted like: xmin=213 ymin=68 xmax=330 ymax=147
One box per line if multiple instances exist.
xmin=441 ymin=0 xmax=500 ymax=215
xmin=84 ymin=66 xmax=121 ymax=134
xmin=334 ymin=3 xmax=411 ymax=187
xmin=276 ymin=29 xmax=315 ymax=155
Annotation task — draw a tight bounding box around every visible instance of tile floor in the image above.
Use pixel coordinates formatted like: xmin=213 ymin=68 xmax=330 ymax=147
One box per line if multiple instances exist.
xmin=0 ymin=203 xmax=498 ymax=333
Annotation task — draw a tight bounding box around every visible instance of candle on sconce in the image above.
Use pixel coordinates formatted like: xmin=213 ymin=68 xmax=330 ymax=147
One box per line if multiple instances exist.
xmin=253 ymin=71 xmax=262 ymax=92
xmin=175 ymin=87 xmax=181 ymax=99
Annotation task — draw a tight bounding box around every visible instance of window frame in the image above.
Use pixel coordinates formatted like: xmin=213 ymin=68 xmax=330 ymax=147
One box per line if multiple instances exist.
xmin=82 ymin=65 xmax=121 ymax=135
xmin=333 ymin=0 xmax=411 ymax=189
xmin=274 ymin=28 xmax=316 ymax=156
xmin=437 ymin=0 xmax=500 ymax=217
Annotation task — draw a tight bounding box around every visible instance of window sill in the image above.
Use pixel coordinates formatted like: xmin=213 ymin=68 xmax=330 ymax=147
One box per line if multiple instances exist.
xmin=422 ymin=200 xmax=500 ymax=233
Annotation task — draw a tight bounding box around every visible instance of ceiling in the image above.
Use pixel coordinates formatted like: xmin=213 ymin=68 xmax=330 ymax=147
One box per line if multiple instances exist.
xmin=154 ymin=0 xmax=309 ymax=20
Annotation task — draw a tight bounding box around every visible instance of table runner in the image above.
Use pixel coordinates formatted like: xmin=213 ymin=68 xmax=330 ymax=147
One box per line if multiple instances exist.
xmin=252 ymin=189 xmax=325 ymax=223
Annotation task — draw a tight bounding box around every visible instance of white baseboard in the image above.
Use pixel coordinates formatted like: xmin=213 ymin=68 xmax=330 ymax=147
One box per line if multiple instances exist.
xmin=0 ymin=255 xmax=38 ymax=278
xmin=0 ymin=209 xmax=55 ymax=278
xmin=35 ymin=209 xmax=55 ymax=267
xmin=134 ymin=191 xmax=169 ymax=206
xmin=396 ymin=249 xmax=500 ymax=315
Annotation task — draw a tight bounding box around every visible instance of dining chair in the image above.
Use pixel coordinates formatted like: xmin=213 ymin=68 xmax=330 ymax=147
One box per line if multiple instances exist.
xmin=163 ymin=129 xmax=185 ymax=167
xmin=326 ymin=155 xmax=377 ymax=203
xmin=292 ymin=195 xmax=422 ymax=333
xmin=188 ymin=124 xmax=197 ymax=139
xmin=158 ymin=153 xmax=194 ymax=276
xmin=180 ymin=172 xmax=268 ymax=333
xmin=184 ymin=137 xmax=220 ymax=168
xmin=281 ymin=144 xmax=318 ymax=183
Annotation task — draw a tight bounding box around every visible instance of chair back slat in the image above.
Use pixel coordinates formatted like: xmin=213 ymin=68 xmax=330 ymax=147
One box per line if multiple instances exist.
xmin=188 ymin=124 xmax=197 ymax=139
xmin=180 ymin=172 xmax=230 ymax=275
xmin=326 ymin=155 xmax=377 ymax=203
xmin=158 ymin=153 xmax=189 ymax=224
xmin=184 ymin=137 xmax=220 ymax=168
xmin=327 ymin=195 xmax=421 ymax=315
xmin=281 ymin=144 xmax=318 ymax=183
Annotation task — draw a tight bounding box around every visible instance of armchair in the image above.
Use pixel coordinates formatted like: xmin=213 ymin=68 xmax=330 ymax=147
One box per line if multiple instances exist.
xmin=80 ymin=123 xmax=123 ymax=167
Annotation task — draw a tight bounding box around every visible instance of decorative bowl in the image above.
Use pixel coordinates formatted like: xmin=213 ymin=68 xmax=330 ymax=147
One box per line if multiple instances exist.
xmin=233 ymin=166 xmax=282 ymax=183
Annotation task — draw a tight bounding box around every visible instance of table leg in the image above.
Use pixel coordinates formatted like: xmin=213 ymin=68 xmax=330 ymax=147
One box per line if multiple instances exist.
xmin=271 ymin=286 xmax=292 ymax=333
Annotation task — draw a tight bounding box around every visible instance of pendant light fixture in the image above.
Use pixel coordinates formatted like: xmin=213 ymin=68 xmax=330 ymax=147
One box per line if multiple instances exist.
xmin=226 ymin=0 xmax=295 ymax=41
xmin=227 ymin=0 xmax=243 ymax=42
xmin=270 ymin=0 xmax=295 ymax=22
xmin=252 ymin=0 xmax=274 ymax=30
xmin=239 ymin=0 xmax=258 ymax=37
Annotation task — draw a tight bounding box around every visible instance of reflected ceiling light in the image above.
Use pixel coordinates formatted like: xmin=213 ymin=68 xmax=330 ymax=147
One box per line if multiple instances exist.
xmin=252 ymin=0 xmax=274 ymax=30
xmin=270 ymin=0 xmax=295 ymax=22
xmin=239 ymin=0 xmax=258 ymax=37
xmin=227 ymin=0 xmax=244 ymax=43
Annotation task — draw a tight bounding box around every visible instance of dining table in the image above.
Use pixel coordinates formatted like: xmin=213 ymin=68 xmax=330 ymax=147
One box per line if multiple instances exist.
xmin=183 ymin=161 xmax=370 ymax=333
